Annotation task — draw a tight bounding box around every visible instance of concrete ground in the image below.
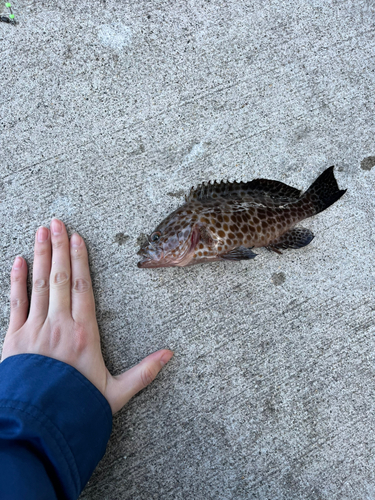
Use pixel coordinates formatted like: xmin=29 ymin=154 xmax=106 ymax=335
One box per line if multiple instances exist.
xmin=1 ymin=1 xmax=375 ymax=498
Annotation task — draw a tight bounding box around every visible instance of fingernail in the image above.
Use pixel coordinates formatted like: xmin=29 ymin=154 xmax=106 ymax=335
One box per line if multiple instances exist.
xmin=51 ymin=218 xmax=62 ymax=235
xmin=159 ymin=351 xmax=174 ymax=367
xmin=13 ymin=256 xmax=23 ymax=269
xmin=37 ymin=226 xmax=48 ymax=243
xmin=71 ymin=233 xmax=81 ymax=247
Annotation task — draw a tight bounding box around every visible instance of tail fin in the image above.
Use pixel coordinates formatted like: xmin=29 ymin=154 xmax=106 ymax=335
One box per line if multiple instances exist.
xmin=303 ymin=166 xmax=346 ymax=215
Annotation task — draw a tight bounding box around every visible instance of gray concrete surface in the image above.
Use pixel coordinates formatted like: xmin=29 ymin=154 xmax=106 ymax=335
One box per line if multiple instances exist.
xmin=1 ymin=1 xmax=375 ymax=498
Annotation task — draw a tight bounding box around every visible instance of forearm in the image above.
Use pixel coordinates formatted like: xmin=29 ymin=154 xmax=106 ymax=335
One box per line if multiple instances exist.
xmin=0 ymin=354 xmax=112 ymax=500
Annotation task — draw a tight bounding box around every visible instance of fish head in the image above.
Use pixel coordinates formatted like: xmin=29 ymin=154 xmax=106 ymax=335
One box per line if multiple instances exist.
xmin=137 ymin=212 xmax=199 ymax=268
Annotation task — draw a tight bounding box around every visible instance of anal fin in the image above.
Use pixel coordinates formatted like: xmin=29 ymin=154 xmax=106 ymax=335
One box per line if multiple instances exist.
xmin=267 ymin=227 xmax=314 ymax=254
xmin=220 ymin=246 xmax=257 ymax=261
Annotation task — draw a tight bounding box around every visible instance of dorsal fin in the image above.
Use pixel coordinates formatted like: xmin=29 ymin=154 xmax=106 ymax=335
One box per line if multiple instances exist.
xmin=186 ymin=178 xmax=302 ymax=204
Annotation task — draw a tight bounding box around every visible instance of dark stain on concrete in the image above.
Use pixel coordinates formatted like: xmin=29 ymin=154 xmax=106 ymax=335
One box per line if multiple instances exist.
xmin=137 ymin=232 xmax=148 ymax=246
xmin=262 ymin=399 xmax=277 ymax=419
xmin=293 ymin=126 xmax=311 ymax=144
xmin=131 ymin=143 xmax=145 ymax=155
xmin=272 ymin=272 xmax=286 ymax=285
xmin=167 ymin=189 xmax=185 ymax=198
xmin=115 ymin=232 xmax=130 ymax=245
xmin=360 ymin=156 xmax=375 ymax=171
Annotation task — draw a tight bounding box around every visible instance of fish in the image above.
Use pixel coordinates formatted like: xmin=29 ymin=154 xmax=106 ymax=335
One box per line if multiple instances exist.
xmin=137 ymin=166 xmax=346 ymax=268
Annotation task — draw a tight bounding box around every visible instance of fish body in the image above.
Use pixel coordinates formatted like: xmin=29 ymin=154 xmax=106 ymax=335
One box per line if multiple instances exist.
xmin=137 ymin=166 xmax=346 ymax=268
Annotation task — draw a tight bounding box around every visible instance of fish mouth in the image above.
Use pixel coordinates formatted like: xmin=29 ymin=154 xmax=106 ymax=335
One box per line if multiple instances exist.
xmin=137 ymin=256 xmax=158 ymax=268
xmin=137 ymin=247 xmax=184 ymax=268
xmin=137 ymin=249 xmax=153 ymax=268
xmin=137 ymin=227 xmax=199 ymax=269
xmin=137 ymin=247 xmax=169 ymax=268
xmin=137 ymin=256 xmax=176 ymax=268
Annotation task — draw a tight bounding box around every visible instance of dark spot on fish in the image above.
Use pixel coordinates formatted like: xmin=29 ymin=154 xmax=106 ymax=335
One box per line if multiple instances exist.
xmin=361 ymin=156 xmax=375 ymax=171
xmin=257 ymin=226 xmax=261 ymax=233
xmin=253 ymin=217 xmax=260 ymax=225
xmin=199 ymin=243 xmax=204 ymax=249
xmin=230 ymin=224 xmax=238 ymax=232
xmin=223 ymin=223 xmax=229 ymax=231
xmin=218 ymin=230 xmax=225 ymax=238
xmin=203 ymin=251 xmax=208 ymax=256
xmin=115 ymin=233 xmax=130 ymax=245
xmin=228 ymin=232 xmax=235 ymax=239
xmin=137 ymin=233 xmax=148 ymax=246
xmin=272 ymin=272 xmax=286 ymax=286
xmin=201 ymin=217 xmax=210 ymax=224
xmin=262 ymin=221 xmax=268 ymax=228
xmin=223 ymin=215 xmax=230 ymax=222
xmin=218 ymin=246 xmax=223 ymax=252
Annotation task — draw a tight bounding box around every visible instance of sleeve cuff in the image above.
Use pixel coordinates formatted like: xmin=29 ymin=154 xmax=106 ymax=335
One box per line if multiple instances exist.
xmin=0 ymin=354 xmax=112 ymax=499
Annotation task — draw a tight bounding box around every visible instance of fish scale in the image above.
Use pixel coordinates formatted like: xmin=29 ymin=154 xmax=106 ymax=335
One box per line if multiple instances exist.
xmin=137 ymin=166 xmax=346 ymax=268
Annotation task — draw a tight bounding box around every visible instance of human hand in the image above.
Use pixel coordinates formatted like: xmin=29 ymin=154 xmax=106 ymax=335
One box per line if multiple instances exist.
xmin=1 ymin=219 xmax=173 ymax=414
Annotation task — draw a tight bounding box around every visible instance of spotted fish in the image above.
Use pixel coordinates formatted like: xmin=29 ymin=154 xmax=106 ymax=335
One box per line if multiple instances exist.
xmin=137 ymin=166 xmax=346 ymax=268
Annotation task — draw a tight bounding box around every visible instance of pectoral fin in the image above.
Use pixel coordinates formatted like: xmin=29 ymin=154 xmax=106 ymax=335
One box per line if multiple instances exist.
xmin=268 ymin=227 xmax=314 ymax=254
xmin=199 ymin=224 xmax=216 ymax=246
xmin=220 ymin=246 xmax=258 ymax=261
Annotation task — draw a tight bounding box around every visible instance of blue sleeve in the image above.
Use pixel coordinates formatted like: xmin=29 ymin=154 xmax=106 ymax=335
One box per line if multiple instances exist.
xmin=0 ymin=354 xmax=112 ymax=500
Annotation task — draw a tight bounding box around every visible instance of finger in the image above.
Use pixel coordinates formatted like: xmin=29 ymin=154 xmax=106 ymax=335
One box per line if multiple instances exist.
xmin=70 ymin=233 xmax=96 ymax=324
xmin=28 ymin=226 xmax=51 ymax=323
xmin=8 ymin=256 xmax=29 ymax=333
xmin=106 ymin=350 xmax=174 ymax=414
xmin=48 ymin=219 xmax=71 ymax=316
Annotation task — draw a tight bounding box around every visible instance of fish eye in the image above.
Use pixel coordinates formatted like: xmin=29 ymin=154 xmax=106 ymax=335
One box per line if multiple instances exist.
xmin=150 ymin=231 xmax=161 ymax=242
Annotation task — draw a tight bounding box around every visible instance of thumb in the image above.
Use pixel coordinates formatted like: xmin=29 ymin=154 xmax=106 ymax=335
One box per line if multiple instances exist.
xmin=106 ymin=349 xmax=174 ymax=414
